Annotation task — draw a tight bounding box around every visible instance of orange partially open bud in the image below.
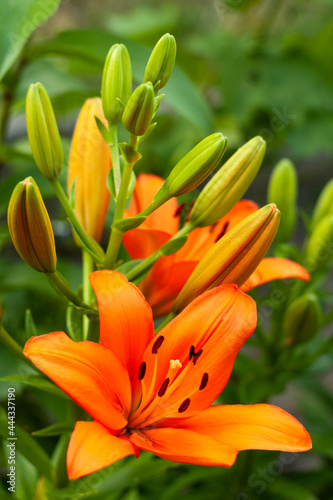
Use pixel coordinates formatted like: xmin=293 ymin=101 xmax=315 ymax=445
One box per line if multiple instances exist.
xmin=67 ymin=98 xmax=112 ymax=243
xmin=8 ymin=177 xmax=57 ymax=273
xmin=172 ymin=204 xmax=280 ymax=313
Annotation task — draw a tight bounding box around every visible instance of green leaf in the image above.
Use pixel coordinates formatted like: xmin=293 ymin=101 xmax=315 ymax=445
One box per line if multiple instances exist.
xmin=161 ymin=235 xmax=188 ymax=256
xmin=118 ymin=143 xmax=142 ymax=165
xmin=0 ymin=374 xmax=69 ymax=399
xmin=66 ymin=305 xmax=83 ymax=342
xmin=0 ymin=0 xmax=61 ymax=81
xmin=114 ymin=216 xmax=147 ymax=233
xmin=0 ymin=408 xmax=54 ymax=480
xmin=27 ymin=30 xmax=212 ymax=133
xmin=32 ymin=422 xmax=74 ymax=437
xmin=24 ymin=309 xmax=38 ymax=337
xmin=115 ymin=259 xmax=144 ymax=275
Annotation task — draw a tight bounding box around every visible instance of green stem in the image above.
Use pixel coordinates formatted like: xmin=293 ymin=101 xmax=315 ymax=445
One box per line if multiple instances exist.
xmin=105 ymin=153 xmax=138 ymax=269
xmin=109 ymin=124 xmax=121 ymax=197
xmin=126 ymin=224 xmax=192 ymax=282
xmin=82 ymin=250 xmax=94 ymax=340
xmin=51 ymin=180 xmax=104 ymax=264
xmin=46 ymin=271 xmax=97 ymax=314
xmin=0 ymin=324 xmax=34 ymax=367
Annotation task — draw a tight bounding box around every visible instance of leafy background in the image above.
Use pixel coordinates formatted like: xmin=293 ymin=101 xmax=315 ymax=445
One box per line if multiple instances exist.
xmin=1 ymin=0 xmax=333 ymax=499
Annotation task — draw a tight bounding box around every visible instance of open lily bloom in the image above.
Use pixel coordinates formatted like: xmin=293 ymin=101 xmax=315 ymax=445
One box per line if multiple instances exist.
xmin=124 ymin=174 xmax=310 ymax=316
xmin=24 ymin=271 xmax=311 ymax=480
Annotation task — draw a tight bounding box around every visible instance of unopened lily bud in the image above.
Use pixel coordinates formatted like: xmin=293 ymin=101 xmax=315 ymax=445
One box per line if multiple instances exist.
xmin=306 ymin=215 xmax=333 ymax=271
xmin=102 ymin=44 xmax=132 ymax=124
xmin=154 ymin=133 xmax=227 ymax=203
xmin=268 ymin=158 xmax=297 ymax=243
xmin=122 ymin=82 xmax=155 ymax=136
xmin=68 ymin=98 xmax=111 ymax=243
xmin=283 ymin=294 xmax=322 ymax=345
xmin=190 ymin=136 xmax=265 ymax=227
xmin=26 ymin=83 xmax=63 ymax=181
xmin=144 ymin=33 xmax=176 ymax=91
xmin=312 ymin=178 xmax=333 ymax=228
xmin=172 ymin=204 xmax=279 ymax=313
xmin=8 ymin=177 xmax=57 ymax=273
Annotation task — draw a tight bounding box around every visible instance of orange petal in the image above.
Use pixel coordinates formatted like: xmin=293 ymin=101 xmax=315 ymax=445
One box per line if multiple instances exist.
xmin=145 ymin=258 xmax=198 ymax=317
xmin=24 ymin=332 xmax=131 ymax=431
xmin=67 ymin=421 xmax=136 ymax=479
xmin=128 ymin=173 xmax=179 ymax=234
xmin=123 ymin=227 xmax=171 ymax=259
xmin=130 ymin=427 xmax=236 ymax=466
xmin=241 ymin=257 xmax=310 ymax=292
xmin=177 ymin=404 xmax=312 ymax=452
xmin=89 ymin=271 xmax=154 ymax=395
xmin=138 ymin=285 xmax=257 ymax=423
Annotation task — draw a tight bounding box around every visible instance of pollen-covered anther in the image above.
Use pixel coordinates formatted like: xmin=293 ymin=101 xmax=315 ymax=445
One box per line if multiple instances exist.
xmin=199 ymin=372 xmax=209 ymax=390
xmin=152 ymin=335 xmax=164 ymax=354
xmin=138 ymin=362 xmax=146 ymax=380
xmin=178 ymin=398 xmax=191 ymax=413
xmin=169 ymin=359 xmax=182 ymax=370
xmin=158 ymin=378 xmax=170 ymax=397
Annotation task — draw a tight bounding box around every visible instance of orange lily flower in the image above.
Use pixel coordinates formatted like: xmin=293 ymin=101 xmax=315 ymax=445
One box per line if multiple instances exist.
xmin=24 ymin=271 xmax=311 ymax=479
xmin=123 ymin=174 xmax=310 ymax=316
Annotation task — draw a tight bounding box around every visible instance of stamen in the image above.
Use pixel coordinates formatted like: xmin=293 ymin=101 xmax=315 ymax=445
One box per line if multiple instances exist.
xmin=158 ymin=378 xmax=170 ymax=397
xmin=170 ymin=359 xmax=182 ymax=370
xmin=152 ymin=335 xmax=164 ymax=354
xmin=178 ymin=398 xmax=191 ymax=413
xmin=138 ymin=362 xmax=146 ymax=380
xmin=189 ymin=345 xmax=203 ymax=365
xmin=192 ymin=350 xmax=203 ymax=365
xmin=174 ymin=202 xmax=186 ymax=218
xmin=215 ymin=221 xmax=229 ymax=242
xmin=199 ymin=373 xmax=209 ymax=390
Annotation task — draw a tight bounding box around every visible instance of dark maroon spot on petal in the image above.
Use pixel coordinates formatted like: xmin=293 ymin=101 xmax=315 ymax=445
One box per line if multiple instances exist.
xmin=178 ymin=398 xmax=191 ymax=413
xmin=152 ymin=336 xmax=164 ymax=354
xmin=138 ymin=362 xmax=146 ymax=380
xmin=189 ymin=345 xmax=195 ymax=361
xmin=192 ymin=349 xmax=203 ymax=365
xmin=174 ymin=202 xmax=186 ymax=218
xmin=158 ymin=378 xmax=170 ymax=397
xmin=215 ymin=221 xmax=229 ymax=242
xmin=199 ymin=373 xmax=209 ymax=390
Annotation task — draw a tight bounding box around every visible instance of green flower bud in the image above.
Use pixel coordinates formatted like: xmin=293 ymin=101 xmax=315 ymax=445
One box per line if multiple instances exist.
xmin=283 ymin=294 xmax=322 ymax=345
xmin=26 ymin=83 xmax=64 ymax=181
xmin=268 ymin=158 xmax=297 ymax=243
xmin=8 ymin=177 xmax=57 ymax=273
xmin=306 ymin=215 xmax=333 ymax=271
xmin=102 ymin=44 xmax=132 ymax=124
xmin=144 ymin=33 xmax=177 ymax=91
xmin=312 ymin=178 xmax=333 ymax=228
xmin=154 ymin=133 xmax=227 ymax=204
xmin=122 ymin=82 xmax=155 ymax=136
xmin=190 ymin=136 xmax=265 ymax=227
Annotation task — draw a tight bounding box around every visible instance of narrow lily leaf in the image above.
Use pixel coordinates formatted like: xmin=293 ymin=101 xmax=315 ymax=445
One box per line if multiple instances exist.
xmin=24 ymin=309 xmax=38 ymax=337
xmin=0 ymin=409 xmax=54 ymax=480
xmin=138 ymin=122 xmax=157 ymax=144
xmin=0 ymin=374 xmax=69 ymax=399
xmin=94 ymin=116 xmax=112 ymax=144
xmin=68 ymin=178 xmax=77 ymax=210
xmin=115 ymin=259 xmax=144 ymax=275
xmin=32 ymin=422 xmax=74 ymax=437
xmin=118 ymin=143 xmax=142 ymax=165
xmin=161 ymin=235 xmax=188 ymax=256
xmin=66 ymin=305 xmax=83 ymax=342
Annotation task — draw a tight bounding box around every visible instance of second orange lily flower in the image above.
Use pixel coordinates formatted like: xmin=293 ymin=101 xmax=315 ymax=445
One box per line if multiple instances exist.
xmin=124 ymin=174 xmax=310 ymax=317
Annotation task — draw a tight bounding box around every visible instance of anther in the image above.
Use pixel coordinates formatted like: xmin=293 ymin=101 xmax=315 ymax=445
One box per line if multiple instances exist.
xmin=158 ymin=378 xmax=170 ymax=397
xmin=178 ymin=398 xmax=191 ymax=413
xmin=199 ymin=372 xmax=209 ymax=390
xmin=215 ymin=221 xmax=229 ymax=242
xmin=174 ymin=202 xmax=186 ymax=218
xmin=152 ymin=335 xmax=164 ymax=354
xmin=138 ymin=362 xmax=146 ymax=380
xmin=189 ymin=345 xmax=203 ymax=365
